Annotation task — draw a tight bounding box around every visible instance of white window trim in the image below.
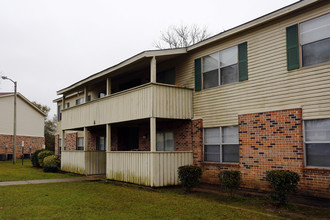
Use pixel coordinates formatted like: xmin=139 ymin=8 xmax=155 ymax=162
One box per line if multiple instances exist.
xmin=202 ymin=45 xmax=239 ymax=90
xmin=299 ymin=13 xmax=330 ymax=68
xmin=303 ymin=120 xmax=330 ymax=169
xmin=203 ymin=126 xmax=239 ymax=164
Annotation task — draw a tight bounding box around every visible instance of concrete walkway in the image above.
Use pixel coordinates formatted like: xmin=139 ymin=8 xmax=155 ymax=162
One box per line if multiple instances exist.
xmin=0 ymin=175 xmax=106 ymax=186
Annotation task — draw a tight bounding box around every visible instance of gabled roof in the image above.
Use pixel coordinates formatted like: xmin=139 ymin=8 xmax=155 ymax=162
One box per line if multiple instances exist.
xmin=57 ymin=0 xmax=321 ymax=96
xmin=0 ymin=92 xmax=47 ymax=117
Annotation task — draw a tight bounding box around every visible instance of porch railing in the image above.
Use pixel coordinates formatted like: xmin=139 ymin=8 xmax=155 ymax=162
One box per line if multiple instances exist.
xmin=106 ymin=151 xmax=193 ymax=187
xmin=61 ymin=151 xmax=106 ymax=175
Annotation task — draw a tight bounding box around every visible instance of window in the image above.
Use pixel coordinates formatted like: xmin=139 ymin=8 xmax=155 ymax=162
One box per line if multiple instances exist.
xmin=203 ymin=46 xmax=238 ymax=89
xmin=156 ymin=131 xmax=174 ymax=151
xmin=300 ymin=13 xmax=330 ymax=67
xmin=304 ymin=119 xmax=330 ymax=167
xmin=204 ymin=126 xmax=239 ymax=163
xmin=87 ymin=95 xmax=91 ymax=102
xmin=97 ymin=137 xmax=106 ymax=151
xmin=59 ymin=138 xmax=62 ymax=155
xmin=287 ymin=13 xmax=330 ymax=70
xmin=75 ymin=97 xmax=84 ymax=105
xmin=57 ymin=105 xmax=62 ymax=121
xmin=98 ymin=92 xmax=106 ymax=98
xmin=77 ymin=137 xmax=84 ymax=150
xmin=65 ymin=102 xmax=70 ymax=108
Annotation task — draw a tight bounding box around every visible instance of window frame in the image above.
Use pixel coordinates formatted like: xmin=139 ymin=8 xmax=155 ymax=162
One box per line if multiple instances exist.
xmin=96 ymin=136 xmax=106 ymax=151
xmin=156 ymin=131 xmax=175 ymax=152
xmin=75 ymin=97 xmax=84 ymax=105
xmin=65 ymin=102 xmax=70 ymax=108
xmin=59 ymin=138 xmax=62 ymax=155
xmin=299 ymin=13 xmax=330 ymax=68
xmin=203 ymin=126 xmax=239 ymax=164
xmin=77 ymin=137 xmax=84 ymax=151
xmin=202 ymin=45 xmax=239 ymax=90
xmin=303 ymin=119 xmax=330 ymax=169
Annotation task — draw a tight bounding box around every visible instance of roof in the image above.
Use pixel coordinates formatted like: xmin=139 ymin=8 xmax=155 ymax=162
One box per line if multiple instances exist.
xmin=57 ymin=0 xmax=320 ymax=96
xmin=0 ymin=92 xmax=47 ymax=117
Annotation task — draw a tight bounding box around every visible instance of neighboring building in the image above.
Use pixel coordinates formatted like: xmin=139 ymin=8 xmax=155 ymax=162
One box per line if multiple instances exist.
xmin=55 ymin=0 xmax=330 ymax=198
xmin=0 ymin=93 xmax=46 ymax=160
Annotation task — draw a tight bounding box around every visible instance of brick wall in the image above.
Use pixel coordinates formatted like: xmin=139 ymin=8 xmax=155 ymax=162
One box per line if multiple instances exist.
xmin=239 ymin=109 xmax=304 ymax=190
xmin=65 ymin=133 xmax=77 ymax=151
xmin=193 ymin=109 xmax=330 ymax=198
xmin=54 ymin=134 xmax=59 ymax=155
xmin=0 ymin=134 xmax=44 ymax=158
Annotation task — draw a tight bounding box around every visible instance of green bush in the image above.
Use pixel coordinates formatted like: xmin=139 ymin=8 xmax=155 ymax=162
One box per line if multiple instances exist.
xmin=38 ymin=150 xmax=54 ymax=167
xmin=178 ymin=165 xmax=202 ymax=193
xmin=266 ymin=170 xmax=300 ymax=205
xmin=43 ymin=155 xmax=61 ymax=172
xmin=31 ymin=149 xmax=46 ymax=167
xmin=218 ymin=171 xmax=241 ymax=196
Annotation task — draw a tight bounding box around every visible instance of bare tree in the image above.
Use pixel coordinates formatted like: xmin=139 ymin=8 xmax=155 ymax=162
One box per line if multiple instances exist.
xmin=154 ymin=24 xmax=211 ymax=49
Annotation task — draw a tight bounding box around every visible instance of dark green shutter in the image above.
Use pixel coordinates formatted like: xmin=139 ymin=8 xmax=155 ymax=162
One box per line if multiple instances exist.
xmin=194 ymin=58 xmax=202 ymax=91
xmin=238 ymin=42 xmax=248 ymax=81
xmin=286 ymin=24 xmax=299 ymax=71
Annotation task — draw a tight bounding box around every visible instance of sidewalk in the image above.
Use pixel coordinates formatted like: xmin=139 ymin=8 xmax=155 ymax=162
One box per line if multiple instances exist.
xmin=0 ymin=175 xmax=106 ymax=186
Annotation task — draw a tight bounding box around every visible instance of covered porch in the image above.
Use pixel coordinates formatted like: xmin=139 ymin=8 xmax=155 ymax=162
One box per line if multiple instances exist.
xmin=61 ymin=119 xmax=194 ymax=186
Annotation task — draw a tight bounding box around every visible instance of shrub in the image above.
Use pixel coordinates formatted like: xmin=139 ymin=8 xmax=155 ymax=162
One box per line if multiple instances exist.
xmin=43 ymin=155 xmax=61 ymax=172
xmin=38 ymin=150 xmax=54 ymax=167
xmin=266 ymin=170 xmax=300 ymax=205
xmin=31 ymin=149 xmax=46 ymax=167
xmin=218 ymin=171 xmax=241 ymax=196
xmin=178 ymin=165 xmax=202 ymax=193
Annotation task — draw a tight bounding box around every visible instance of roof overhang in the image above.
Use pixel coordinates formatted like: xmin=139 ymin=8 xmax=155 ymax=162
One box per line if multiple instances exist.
xmin=57 ymin=48 xmax=187 ymax=95
xmin=187 ymin=0 xmax=320 ymax=51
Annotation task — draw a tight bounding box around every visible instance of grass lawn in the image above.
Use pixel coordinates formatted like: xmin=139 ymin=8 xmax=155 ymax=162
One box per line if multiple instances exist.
xmin=0 ymin=159 xmax=79 ymax=182
xmin=0 ymin=181 xmax=329 ymax=219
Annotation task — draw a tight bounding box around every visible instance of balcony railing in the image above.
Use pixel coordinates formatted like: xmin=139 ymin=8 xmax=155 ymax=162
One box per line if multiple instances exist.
xmin=61 ymin=151 xmax=106 ymax=175
xmin=106 ymin=151 xmax=193 ymax=187
xmin=61 ymin=83 xmax=193 ymax=130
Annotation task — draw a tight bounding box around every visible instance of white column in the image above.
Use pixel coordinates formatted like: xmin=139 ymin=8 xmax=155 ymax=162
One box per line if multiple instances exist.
xmin=107 ymin=78 xmax=111 ymax=96
xmin=106 ymin=124 xmax=111 ymax=152
xmin=150 ymin=56 xmax=156 ymax=83
xmin=84 ymin=127 xmax=88 ymax=151
xmin=150 ymin=117 xmax=156 ymax=152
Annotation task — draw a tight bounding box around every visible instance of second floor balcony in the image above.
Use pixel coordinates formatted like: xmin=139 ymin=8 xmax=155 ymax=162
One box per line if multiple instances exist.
xmin=61 ymin=83 xmax=193 ymax=130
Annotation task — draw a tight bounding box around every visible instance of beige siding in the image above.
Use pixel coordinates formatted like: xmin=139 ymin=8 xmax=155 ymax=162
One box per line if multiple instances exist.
xmin=61 ymin=83 xmax=192 ymax=130
xmin=61 ymin=151 xmax=106 ymax=175
xmin=0 ymin=96 xmax=44 ymax=137
xmin=106 ymin=151 xmax=193 ymax=187
xmin=174 ymin=5 xmax=330 ymax=127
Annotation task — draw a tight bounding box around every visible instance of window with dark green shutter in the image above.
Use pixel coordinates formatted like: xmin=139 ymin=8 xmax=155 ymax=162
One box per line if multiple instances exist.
xmin=238 ymin=42 xmax=248 ymax=81
xmin=194 ymin=58 xmax=202 ymax=91
xmin=286 ymin=24 xmax=299 ymax=71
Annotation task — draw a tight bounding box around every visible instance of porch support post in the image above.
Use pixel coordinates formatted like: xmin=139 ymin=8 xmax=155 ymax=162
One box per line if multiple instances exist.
xmin=150 ymin=56 xmax=156 ymax=83
xmin=84 ymin=127 xmax=88 ymax=151
xmin=106 ymin=124 xmax=111 ymax=152
xmin=61 ymin=130 xmax=65 ymax=151
xmin=84 ymin=87 xmax=88 ymax=103
xmin=150 ymin=117 xmax=156 ymax=152
xmin=107 ymin=78 xmax=111 ymax=96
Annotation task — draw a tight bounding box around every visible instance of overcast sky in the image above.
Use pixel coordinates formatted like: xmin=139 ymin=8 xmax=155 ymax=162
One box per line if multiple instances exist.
xmin=0 ymin=0 xmax=298 ymax=117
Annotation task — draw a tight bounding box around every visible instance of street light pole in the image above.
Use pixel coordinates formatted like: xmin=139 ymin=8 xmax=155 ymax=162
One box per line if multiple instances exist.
xmin=1 ymin=76 xmax=17 ymax=164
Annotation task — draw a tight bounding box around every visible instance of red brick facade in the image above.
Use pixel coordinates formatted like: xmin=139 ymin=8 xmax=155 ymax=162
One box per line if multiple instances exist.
xmin=55 ymin=135 xmax=59 ymax=155
xmin=194 ymin=108 xmax=330 ymax=198
xmin=0 ymin=134 xmax=44 ymax=159
xmin=65 ymin=133 xmax=77 ymax=151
